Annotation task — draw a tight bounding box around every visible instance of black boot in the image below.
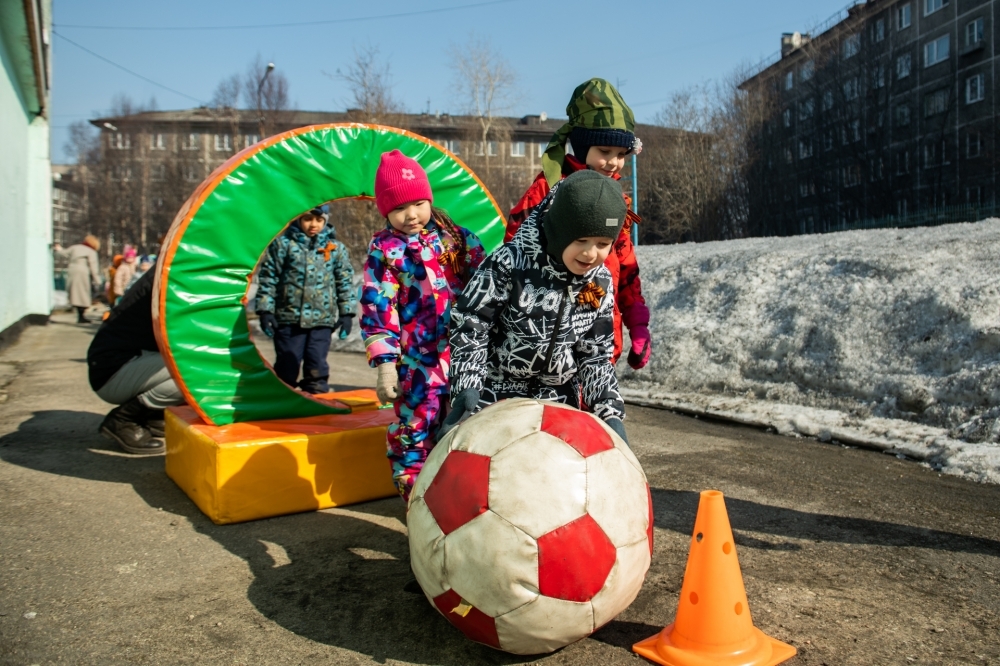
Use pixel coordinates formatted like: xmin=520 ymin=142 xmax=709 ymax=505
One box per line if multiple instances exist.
xmin=76 ymin=306 xmax=88 ymax=323
xmin=99 ymin=398 xmax=164 ymax=455
xmin=142 ymin=408 xmax=166 ymax=438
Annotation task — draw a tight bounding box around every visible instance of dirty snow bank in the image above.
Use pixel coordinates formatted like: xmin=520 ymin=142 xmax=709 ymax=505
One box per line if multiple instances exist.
xmin=620 ymin=219 xmax=1000 ymax=484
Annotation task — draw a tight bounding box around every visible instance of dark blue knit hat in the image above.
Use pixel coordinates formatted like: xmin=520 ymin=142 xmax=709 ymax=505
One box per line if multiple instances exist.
xmin=569 ymin=126 xmax=636 ymax=162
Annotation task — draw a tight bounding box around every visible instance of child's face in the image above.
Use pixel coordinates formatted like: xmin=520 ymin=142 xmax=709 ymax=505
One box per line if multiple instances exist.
xmin=561 ymin=237 xmax=614 ymax=275
xmin=298 ymin=214 xmax=326 ymax=237
xmin=585 ymin=145 xmax=629 ymax=178
xmin=387 ymin=200 xmax=432 ymax=236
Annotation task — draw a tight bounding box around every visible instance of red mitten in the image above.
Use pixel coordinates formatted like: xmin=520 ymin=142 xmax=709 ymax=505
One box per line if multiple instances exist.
xmin=627 ymin=325 xmax=651 ymax=369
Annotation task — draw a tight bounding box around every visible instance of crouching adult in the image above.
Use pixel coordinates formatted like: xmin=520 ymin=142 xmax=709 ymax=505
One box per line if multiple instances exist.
xmin=87 ymin=266 xmax=184 ymax=454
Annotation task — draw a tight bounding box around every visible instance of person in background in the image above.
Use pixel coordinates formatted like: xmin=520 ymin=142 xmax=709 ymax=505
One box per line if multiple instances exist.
xmin=112 ymin=246 xmax=138 ymax=304
xmin=54 ymin=234 xmax=101 ymax=324
xmin=106 ymin=254 xmax=123 ymax=304
xmin=505 ymin=78 xmax=652 ymax=371
xmin=255 ymin=205 xmax=356 ymax=394
xmin=360 ymin=150 xmax=485 ymax=501
xmin=127 ymin=255 xmax=153 ymax=291
xmin=88 ymin=266 xmax=184 ymax=455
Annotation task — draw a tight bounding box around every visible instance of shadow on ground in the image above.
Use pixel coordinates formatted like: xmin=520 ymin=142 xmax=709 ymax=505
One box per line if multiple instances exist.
xmin=0 ymin=410 xmax=531 ymax=665
xmin=3 ymin=411 xmax=998 ymax=664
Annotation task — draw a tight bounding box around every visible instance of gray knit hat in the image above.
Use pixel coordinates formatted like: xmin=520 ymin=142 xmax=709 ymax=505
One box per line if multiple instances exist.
xmin=543 ymin=170 xmax=627 ymax=261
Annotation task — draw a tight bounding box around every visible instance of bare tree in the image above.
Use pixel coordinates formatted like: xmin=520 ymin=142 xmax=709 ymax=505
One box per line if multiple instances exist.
xmin=332 ymin=44 xmax=405 ymax=123
xmin=243 ymin=54 xmax=290 ymax=139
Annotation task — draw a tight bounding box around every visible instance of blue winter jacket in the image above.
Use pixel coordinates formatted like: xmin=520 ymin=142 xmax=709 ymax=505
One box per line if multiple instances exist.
xmin=255 ymin=223 xmax=356 ymax=328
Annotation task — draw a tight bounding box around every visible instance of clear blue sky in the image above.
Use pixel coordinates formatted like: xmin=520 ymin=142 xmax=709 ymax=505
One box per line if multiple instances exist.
xmin=50 ymin=0 xmax=852 ymax=162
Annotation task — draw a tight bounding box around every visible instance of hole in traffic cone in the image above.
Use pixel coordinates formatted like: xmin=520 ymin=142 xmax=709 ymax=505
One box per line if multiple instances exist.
xmin=633 ymin=490 xmax=797 ymax=666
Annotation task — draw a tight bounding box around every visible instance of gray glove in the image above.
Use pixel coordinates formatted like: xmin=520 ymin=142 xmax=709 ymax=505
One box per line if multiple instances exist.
xmin=605 ymin=417 xmax=629 ymax=446
xmin=438 ymin=388 xmax=480 ymax=440
xmin=375 ymin=362 xmax=399 ymax=405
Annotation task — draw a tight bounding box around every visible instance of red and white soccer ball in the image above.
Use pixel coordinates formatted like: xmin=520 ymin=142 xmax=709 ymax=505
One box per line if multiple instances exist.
xmin=408 ymin=398 xmax=653 ymax=655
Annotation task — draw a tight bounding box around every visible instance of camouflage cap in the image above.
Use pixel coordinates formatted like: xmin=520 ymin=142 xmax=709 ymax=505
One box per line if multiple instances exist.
xmin=541 ymin=78 xmax=636 ymax=186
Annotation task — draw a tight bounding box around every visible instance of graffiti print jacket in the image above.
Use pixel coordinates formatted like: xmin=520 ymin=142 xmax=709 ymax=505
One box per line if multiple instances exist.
xmin=255 ymin=223 xmax=355 ymax=328
xmin=360 ymin=218 xmax=485 ymax=377
xmin=450 ymin=189 xmax=626 ymax=423
xmin=505 ymin=154 xmax=649 ymax=362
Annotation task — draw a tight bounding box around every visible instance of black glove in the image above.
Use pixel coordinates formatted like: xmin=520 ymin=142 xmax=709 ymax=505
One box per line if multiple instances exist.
xmin=333 ymin=314 xmax=354 ymax=338
xmin=258 ymin=312 xmax=277 ymax=338
xmin=605 ymin=417 xmax=629 ymax=446
xmin=438 ymin=388 xmax=480 ymax=440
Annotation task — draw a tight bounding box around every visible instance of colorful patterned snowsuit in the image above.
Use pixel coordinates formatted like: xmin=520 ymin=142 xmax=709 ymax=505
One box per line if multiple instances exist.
xmin=360 ymin=218 xmax=485 ymax=499
xmin=505 ymin=154 xmax=649 ymax=363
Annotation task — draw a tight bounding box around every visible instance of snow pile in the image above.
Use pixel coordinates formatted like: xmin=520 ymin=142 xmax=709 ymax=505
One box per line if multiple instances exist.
xmin=620 ymin=219 xmax=1000 ymax=483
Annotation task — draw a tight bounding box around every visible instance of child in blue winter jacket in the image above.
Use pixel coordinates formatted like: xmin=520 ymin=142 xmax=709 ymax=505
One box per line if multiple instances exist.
xmin=255 ymin=205 xmax=356 ymax=394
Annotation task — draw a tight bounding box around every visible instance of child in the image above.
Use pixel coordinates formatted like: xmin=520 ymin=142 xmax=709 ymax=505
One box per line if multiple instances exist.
xmin=112 ymin=246 xmax=138 ymax=303
xmin=255 ymin=205 xmax=355 ymax=394
xmin=506 ymin=78 xmax=651 ymax=372
xmin=444 ymin=170 xmax=628 ymax=443
xmin=360 ymin=150 xmax=485 ymax=501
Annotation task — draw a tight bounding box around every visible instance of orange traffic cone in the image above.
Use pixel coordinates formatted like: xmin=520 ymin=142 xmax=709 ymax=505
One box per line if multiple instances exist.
xmin=633 ymin=490 xmax=796 ymax=666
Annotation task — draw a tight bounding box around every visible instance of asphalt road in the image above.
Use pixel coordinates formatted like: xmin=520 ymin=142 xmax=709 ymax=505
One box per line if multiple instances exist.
xmin=1 ymin=314 xmax=998 ymax=665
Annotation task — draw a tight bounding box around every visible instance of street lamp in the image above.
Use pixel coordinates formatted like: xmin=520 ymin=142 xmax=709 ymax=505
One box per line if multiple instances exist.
xmin=256 ymin=62 xmax=275 ymax=125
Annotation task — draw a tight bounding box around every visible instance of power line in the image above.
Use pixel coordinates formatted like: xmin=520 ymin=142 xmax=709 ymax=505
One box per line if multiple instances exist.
xmin=53 ymin=31 xmax=204 ymax=104
xmin=54 ymin=0 xmax=519 ymax=31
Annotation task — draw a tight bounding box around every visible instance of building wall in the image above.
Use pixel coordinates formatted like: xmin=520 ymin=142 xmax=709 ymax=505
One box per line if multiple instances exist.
xmin=0 ymin=17 xmax=52 ymax=334
xmin=744 ymin=0 xmax=998 ymax=235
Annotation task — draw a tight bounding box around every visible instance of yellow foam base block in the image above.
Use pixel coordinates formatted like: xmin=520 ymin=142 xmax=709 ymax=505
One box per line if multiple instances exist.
xmin=165 ymin=389 xmax=398 ymax=524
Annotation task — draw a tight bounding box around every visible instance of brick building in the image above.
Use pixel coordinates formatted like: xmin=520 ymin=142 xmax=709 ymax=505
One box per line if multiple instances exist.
xmin=740 ymin=0 xmax=998 ymax=235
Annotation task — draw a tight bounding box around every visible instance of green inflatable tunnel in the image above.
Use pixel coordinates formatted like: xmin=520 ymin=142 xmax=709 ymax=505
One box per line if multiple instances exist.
xmin=153 ymin=123 xmax=505 ymax=426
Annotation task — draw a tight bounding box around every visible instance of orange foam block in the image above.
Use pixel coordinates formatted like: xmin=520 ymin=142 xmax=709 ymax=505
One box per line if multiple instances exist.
xmin=165 ymin=389 xmax=398 ymax=524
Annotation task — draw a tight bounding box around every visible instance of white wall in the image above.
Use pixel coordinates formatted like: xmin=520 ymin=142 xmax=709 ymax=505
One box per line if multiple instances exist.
xmin=0 ymin=31 xmax=52 ymax=333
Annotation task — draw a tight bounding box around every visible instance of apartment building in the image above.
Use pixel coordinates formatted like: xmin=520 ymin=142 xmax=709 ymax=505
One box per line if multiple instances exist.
xmin=741 ymin=0 xmax=998 ymax=235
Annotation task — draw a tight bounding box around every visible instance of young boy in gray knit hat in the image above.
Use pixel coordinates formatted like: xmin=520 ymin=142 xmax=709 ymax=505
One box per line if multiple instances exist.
xmin=443 ymin=170 xmax=630 ymax=444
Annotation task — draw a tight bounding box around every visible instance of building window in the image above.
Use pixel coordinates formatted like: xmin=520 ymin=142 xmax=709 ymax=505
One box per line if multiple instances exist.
xmin=782 ymin=108 xmax=792 ymax=127
xmin=182 ymin=133 xmax=199 ymax=150
xmin=966 ymin=18 xmax=984 ymax=46
xmin=924 ymin=142 xmax=937 ymax=167
xmin=823 ymin=130 xmax=834 ymax=151
xmin=924 ymin=0 xmax=948 ymax=16
xmin=538 ymin=142 xmax=546 ymax=158
xmin=967 ymin=186 xmax=982 ymax=205
xmin=896 ymin=150 xmax=911 ymax=174
xmin=896 ymin=104 xmax=911 ymax=126
xmin=822 ymin=89 xmax=834 ymax=111
xmin=798 ymin=139 xmax=813 ymax=159
xmin=150 ymin=133 xmax=165 ymax=150
xmin=896 ymin=53 xmax=912 ymax=79
xmin=110 ymin=133 xmax=130 ymax=150
xmin=183 ymin=165 xmax=200 ymax=181
xmin=874 ymin=18 xmax=886 ymax=42
xmin=784 ymin=147 xmax=794 ymax=164
xmin=798 ymin=98 xmax=815 ymax=120
xmin=487 ymin=141 xmax=498 ymax=156
xmin=898 ymin=3 xmax=912 ymax=28
xmin=873 ymin=64 xmax=886 ymax=89
xmin=800 ymin=60 xmax=814 ymax=81
xmin=151 ymin=163 xmax=166 ymax=181
xmin=214 ymin=134 xmax=232 ymax=151
xmin=850 ymin=119 xmax=861 ymax=142
xmin=967 ymin=132 xmax=982 ymax=158
xmin=966 ymin=74 xmax=985 ymax=103
xmin=843 ymin=34 xmax=861 ymax=59
xmin=843 ymin=77 xmax=860 ymax=100
xmin=112 ymin=165 xmax=132 ymax=181
xmin=924 ymin=34 xmax=950 ymax=67
xmin=897 ymin=198 xmax=909 ymax=216
xmin=924 ymin=88 xmax=949 ymax=116
xmin=785 ymin=71 xmax=794 ymax=90
xmin=799 ymin=181 xmax=815 ymax=198
xmin=243 ymin=134 xmax=260 ymax=147
xmin=510 ymin=141 xmax=525 ymax=157
xmin=842 ymin=165 xmax=861 ymax=187
xmin=438 ymin=139 xmax=460 ymax=154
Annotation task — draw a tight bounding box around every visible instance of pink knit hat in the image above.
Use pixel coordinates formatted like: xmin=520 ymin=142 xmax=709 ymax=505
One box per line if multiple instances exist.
xmin=374 ymin=150 xmax=433 ymax=217
xmin=123 ymin=245 xmax=137 ymax=261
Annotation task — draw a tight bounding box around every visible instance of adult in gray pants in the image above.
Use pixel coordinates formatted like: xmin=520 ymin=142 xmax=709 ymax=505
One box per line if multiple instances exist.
xmin=87 ymin=266 xmax=184 ymax=454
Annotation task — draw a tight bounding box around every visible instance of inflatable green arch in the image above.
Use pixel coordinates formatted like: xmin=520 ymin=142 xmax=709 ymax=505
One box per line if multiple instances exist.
xmin=153 ymin=123 xmax=505 ymax=426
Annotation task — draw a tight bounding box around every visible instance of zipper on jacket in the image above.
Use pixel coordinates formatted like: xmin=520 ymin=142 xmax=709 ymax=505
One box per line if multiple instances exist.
xmin=543 ymin=286 xmax=571 ymax=373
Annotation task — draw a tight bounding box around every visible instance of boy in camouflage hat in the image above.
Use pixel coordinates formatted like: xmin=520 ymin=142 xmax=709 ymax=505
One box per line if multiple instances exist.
xmin=505 ymin=78 xmax=652 ymax=372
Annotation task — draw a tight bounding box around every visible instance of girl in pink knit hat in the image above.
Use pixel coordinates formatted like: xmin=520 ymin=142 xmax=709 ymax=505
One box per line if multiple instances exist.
xmin=360 ymin=149 xmax=486 ymax=501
